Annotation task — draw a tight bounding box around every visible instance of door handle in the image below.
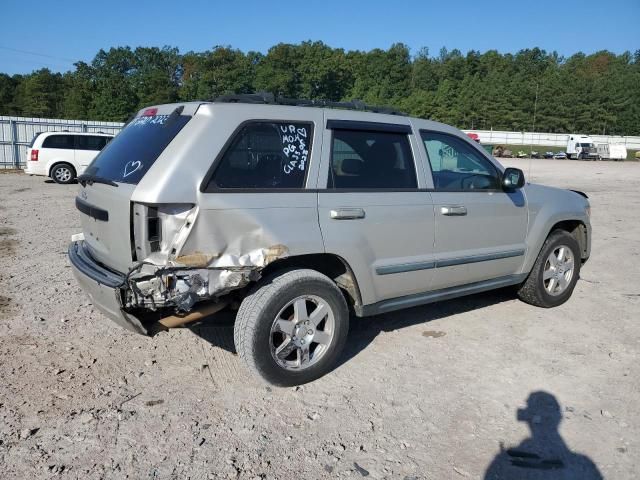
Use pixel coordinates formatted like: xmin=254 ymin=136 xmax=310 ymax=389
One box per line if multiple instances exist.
xmin=440 ymin=205 xmax=467 ymax=216
xmin=330 ymin=208 xmax=366 ymax=220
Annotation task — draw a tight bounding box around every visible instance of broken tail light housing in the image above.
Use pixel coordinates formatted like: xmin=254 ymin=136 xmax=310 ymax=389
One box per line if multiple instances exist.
xmin=132 ymin=202 xmax=197 ymax=262
xmin=31 ymin=149 xmax=39 ymax=161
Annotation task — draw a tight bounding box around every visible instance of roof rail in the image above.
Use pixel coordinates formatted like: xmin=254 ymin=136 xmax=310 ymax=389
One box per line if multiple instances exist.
xmin=212 ymin=92 xmax=406 ymax=116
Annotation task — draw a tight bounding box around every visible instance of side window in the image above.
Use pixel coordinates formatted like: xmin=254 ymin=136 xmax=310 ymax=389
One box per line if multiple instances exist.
xmin=421 ymin=131 xmax=500 ymax=191
xmin=76 ymin=136 xmax=110 ymax=151
xmin=208 ymin=122 xmax=312 ymax=190
xmin=328 ymin=129 xmax=417 ymax=189
xmin=42 ymin=135 xmax=74 ymax=149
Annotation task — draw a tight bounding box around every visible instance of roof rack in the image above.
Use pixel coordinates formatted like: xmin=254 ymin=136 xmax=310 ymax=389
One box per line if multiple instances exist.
xmin=212 ymin=92 xmax=406 ymax=116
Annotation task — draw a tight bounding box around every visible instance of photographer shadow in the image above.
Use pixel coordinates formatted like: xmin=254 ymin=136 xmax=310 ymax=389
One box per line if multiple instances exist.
xmin=484 ymin=391 xmax=602 ymax=479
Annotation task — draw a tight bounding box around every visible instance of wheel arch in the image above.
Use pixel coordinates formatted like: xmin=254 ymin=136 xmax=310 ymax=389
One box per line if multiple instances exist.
xmin=522 ymin=212 xmax=590 ymax=275
xmin=260 ymin=253 xmax=363 ymax=310
xmin=48 ymin=160 xmax=78 ymax=178
xmin=548 ymin=219 xmax=589 ymax=260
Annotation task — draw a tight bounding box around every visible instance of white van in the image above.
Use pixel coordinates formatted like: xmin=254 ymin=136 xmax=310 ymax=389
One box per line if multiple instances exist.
xmin=566 ymin=134 xmax=598 ymax=160
xmin=597 ymin=143 xmax=627 ymax=161
xmin=24 ymin=132 xmax=113 ymax=184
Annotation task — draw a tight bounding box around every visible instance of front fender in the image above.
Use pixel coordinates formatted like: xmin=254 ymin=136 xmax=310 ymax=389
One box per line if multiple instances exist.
xmin=521 ymin=184 xmax=591 ymax=273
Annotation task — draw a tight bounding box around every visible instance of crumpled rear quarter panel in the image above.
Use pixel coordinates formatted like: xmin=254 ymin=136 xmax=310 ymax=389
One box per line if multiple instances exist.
xmin=180 ymin=191 xmax=324 ymax=273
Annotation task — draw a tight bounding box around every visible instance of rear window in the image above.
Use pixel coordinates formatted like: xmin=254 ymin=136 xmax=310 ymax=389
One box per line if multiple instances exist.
xmin=29 ymin=133 xmax=43 ymax=148
xmin=42 ymin=135 xmax=75 ymax=149
xmin=83 ymin=112 xmax=190 ymax=184
xmin=206 ymin=121 xmax=313 ymax=190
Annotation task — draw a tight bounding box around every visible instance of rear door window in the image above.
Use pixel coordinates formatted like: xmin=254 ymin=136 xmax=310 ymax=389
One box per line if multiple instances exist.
xmin=83 ymin=112 xmax=191 ymax=184
xmin=76 ymin=135 xmax=111 ymax=151
xmin=206 ymin=121 xmax=313 ymax=190
xmin=328 ymin=129 xmax=417 ymax=189
xmin=42 ymin=135 xmax=75 ymax=149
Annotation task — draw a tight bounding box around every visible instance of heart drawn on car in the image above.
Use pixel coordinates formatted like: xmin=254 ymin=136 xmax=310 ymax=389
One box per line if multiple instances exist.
xmin=123 ymin=160 xmax=142 ymax=178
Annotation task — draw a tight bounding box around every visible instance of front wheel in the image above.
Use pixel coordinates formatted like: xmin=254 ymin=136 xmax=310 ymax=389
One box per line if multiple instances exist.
xmin=517 ymin=230 xmax=581 ymax=308
xmin=234 ymin=269 xmax=349 ymax=386
xmin=50 ymin=163 xmax=76 ymax=184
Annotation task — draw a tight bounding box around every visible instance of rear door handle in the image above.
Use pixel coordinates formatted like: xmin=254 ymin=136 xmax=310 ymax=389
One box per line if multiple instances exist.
xmin=440 ymin=205 xmax=467 ymax=216
xmin=330 ymin=208 xmax=366 ymax=220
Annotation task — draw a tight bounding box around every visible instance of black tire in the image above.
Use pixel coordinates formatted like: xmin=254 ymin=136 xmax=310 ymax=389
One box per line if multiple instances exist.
xmin=517 ymin=230 xmax=581 ymax=308
xmin=234 ymin=269 xmax=349 ymax=386
xmin=50 ymin=163 xmax=76 ymax=184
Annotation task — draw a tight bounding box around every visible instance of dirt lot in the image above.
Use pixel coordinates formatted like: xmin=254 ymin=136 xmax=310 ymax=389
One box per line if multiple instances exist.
xmin=0 ymin=159 xmax=638 ymax=479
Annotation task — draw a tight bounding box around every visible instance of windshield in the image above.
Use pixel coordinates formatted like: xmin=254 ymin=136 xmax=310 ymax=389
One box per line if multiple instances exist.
xmin=84 ymin=113 xmax=191 ymax=184
xmin=580 ymin=143 xmax=594 ymax=148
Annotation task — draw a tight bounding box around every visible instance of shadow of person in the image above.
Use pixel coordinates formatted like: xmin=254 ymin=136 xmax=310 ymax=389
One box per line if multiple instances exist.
xmin=484 ymin=391 xmax=602 ymax=479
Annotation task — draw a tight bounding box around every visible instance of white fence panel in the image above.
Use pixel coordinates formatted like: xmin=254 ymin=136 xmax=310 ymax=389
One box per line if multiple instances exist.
xmin=0 ymin=116 xmax=124 ymax=168
xmin=463 ymin=129 xmax=640 ymax=150
xmin=2 ymin=116 xmax=638 ymax=168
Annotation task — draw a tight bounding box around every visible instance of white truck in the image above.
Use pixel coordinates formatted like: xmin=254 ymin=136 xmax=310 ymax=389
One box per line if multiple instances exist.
xmin=566 ymin=135 xmax=598 ymax=160
xmin=597 ymin=143 xmax=627 ymax=161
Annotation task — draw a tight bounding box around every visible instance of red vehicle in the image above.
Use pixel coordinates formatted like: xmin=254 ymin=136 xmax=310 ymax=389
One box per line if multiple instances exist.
xmin=466 ymin=132 xmax=480 ymax=143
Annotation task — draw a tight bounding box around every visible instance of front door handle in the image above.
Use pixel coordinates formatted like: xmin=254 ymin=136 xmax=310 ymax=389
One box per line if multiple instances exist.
xmin=440 ymin=205 xmax=467 ymax=216
xmin=330 ymin=208 xmax=366 ymax=220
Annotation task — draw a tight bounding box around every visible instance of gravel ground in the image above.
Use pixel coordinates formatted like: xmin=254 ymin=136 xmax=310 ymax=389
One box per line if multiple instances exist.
xmin=0 ymin=159 xmax=638 ymax=479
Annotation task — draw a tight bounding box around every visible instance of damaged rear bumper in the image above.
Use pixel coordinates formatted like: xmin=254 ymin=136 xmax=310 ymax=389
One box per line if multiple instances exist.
xmin=68 ymin=240 xmax=147 ymax=335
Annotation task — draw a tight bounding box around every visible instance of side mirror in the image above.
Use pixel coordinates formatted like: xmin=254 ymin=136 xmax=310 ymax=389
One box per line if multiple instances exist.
xmin=502 ymin=167 xmax=525 ymax=190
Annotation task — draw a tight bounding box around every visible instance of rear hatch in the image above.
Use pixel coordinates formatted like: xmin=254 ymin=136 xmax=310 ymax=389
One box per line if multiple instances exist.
xmin=77 ymin=105 xmax=193 ymax=273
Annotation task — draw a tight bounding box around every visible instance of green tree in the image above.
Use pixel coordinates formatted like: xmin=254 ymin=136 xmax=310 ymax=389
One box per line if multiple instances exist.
xmin=0 ymin=74 xmax=20 ymax=115
xmin=254 ymin=43 xmax=302 ymax=97
xmin=61 ymin=62 xmax=94 ymax=119
xmin=13 ymin=69 xmax=64 ymax=117
xmin=89 ymin=47 xmax=138 ymax=121
xmin=349 ymin=43 xmax=412 ymax=104
xmin=0 ymin=43 xmax=638 ymax=135
xmin=131 ymin=46 xmax=181 ymax=108
xmin=179 ymin=46 xmax=254 ymax=101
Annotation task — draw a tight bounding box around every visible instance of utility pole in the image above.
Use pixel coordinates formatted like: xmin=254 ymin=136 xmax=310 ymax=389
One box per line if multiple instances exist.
xmin=530 ymin=82 xmax=539 ymax=153
xmin=532 ymin=82 xmax=539 ymax=133
xmin=529 ymin=82 xmax=539 ymax=178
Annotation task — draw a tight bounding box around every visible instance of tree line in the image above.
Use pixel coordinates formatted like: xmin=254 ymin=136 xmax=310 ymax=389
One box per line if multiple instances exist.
xmin=1 ymin=42 xmax=638 ymax=135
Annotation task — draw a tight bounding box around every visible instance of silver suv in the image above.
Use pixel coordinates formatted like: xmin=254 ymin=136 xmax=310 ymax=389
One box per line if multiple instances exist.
xmin=68 ymin=95 xmax=591 ymax=385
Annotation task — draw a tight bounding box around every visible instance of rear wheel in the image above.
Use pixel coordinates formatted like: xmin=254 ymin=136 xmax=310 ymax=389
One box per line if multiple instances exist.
xmin=50 ymin=163 xmax=76 ymax=184
xmin=234 ymin=269 xmax=349 ymax=386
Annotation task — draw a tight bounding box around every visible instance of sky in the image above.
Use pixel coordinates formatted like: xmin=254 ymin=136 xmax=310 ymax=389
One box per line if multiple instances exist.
xmin=1 ymin=0 xmax=638 ymax=75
